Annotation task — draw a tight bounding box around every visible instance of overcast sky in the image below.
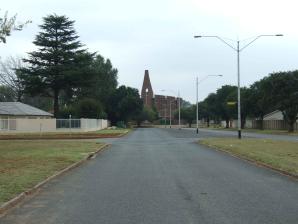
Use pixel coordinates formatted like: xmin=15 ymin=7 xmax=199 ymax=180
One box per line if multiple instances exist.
xmin=1 ymin=0 xmax=298 ymax=103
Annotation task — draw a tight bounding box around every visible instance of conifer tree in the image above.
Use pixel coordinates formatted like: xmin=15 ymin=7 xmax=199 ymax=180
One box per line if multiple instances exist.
xmin=20 ymin=14 xmax=87 ymax=116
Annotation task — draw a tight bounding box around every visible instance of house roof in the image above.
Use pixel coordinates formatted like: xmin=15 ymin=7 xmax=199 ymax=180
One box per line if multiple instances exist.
xmin=264 ymin=110 xmax=284 ymax=120
xmin=0 ymin=102 xmax=53 ymax=117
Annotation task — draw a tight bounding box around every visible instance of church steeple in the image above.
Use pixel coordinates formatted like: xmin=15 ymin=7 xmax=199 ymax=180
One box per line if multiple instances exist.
xmin=141 ymin=70 xmax=154 ymax=108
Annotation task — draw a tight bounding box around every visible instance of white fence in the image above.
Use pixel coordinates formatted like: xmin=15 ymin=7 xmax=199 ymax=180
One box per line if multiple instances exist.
xmin=0 ymin=118 xmax=109 ymax=133
xmin=220 ymin=120 xmax=253 ymax=129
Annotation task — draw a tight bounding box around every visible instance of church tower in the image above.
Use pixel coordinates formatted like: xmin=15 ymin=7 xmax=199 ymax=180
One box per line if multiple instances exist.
xmin=141 ymin=70 xmax=154 ymax=108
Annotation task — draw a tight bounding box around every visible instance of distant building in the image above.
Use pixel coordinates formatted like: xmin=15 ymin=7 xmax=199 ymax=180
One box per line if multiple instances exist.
xmin=263 ymin=110 xmax=284 ymax=120
xmin=140 ymin=70 xmax=181 ymax=120
xmin=141 ymin=70 xmax=154 ymax=108
xmin=0 ymin=102 xmax=53 ymax=119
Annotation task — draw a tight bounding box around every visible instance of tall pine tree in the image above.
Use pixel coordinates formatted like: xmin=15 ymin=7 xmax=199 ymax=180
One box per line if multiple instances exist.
xmin=20 ymin=14 xmax=86 ymax=117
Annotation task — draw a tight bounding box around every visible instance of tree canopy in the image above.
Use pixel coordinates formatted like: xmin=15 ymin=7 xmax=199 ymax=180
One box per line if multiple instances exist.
xmin=73 ymin=55 xmax=118 ymax=109
xmin=107 ymin=85 xmax=143 ymax=125
xmin=175 ymin=105 xmax=196 ymax=127
xmin=268 ymin=71 xmax=298 ymax=132
xmin=19 ymin=14 xmax=91 ymax=117
xmin=0 ymin=56 xmax=26 ymax=101
xmin=197 ymin=70 xmax=298 ymax=132
xmin=0 ymin=10 xmax=31 ymax=43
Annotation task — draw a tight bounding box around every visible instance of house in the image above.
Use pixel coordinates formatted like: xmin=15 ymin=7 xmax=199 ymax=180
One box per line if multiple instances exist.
xmin=253 ymin=110 xmax=298 ymax=130
xmin=0 ymin=102 xmax=109 ymax=132
xmin=0 ymin=102 xmax=53 ymax=119
xmin=263 ymin=110 xmax=284 ymax=120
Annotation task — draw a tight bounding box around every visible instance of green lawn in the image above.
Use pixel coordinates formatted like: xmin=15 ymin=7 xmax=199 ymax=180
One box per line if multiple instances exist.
xmin=245 ymin=129 xmax=298 ymax=136
xmin=0 ymin=140 xmax=103 ymax=205
xmin=92 ymin=128 xmax=130 ymax=134
xmin=199 ymin=138 xmax=298 ymax=176
xmin=201 ymin=127 xmax=298 ymax=136
xmin=0 ymin=128 xmax=131 ymax=140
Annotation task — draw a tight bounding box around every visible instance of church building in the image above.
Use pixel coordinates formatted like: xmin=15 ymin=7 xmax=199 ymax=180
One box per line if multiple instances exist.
xmin=141 ymin=70 xmax=180 ymax=121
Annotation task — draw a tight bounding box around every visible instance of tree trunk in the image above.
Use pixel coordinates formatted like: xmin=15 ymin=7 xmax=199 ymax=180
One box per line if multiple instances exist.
xmin=188 ymin=122 xmax=191 ymax=128
xmin=17 ymin=91 xmax=22 ymax=102
xmin=207 ymin=117 xmax=210 ymax=127
xmin=225 ymin=119 xmax=229 ymax=128
xmin=53 ymin=89 xmax=59 ymax=118
xmin=259 ymin=116 xmax=264 ymax=130
xmin=288 ymin=121 xmax=295 ymax=132
xmin=260 ymin=120 xmax=263 ymax=130
xmin=257 ymin=115 xmax=264 ymax=130
xmin=241 ymin=116 xmax=246 ymax=129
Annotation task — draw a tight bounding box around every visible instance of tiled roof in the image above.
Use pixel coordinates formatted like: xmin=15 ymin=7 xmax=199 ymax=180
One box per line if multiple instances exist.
xmin=0 ymin=102 xmax=53 ymax=116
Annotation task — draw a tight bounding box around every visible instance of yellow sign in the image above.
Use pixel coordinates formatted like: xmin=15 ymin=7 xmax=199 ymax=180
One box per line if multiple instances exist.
xmin=227 ymin=102 xmax=236 ymax=106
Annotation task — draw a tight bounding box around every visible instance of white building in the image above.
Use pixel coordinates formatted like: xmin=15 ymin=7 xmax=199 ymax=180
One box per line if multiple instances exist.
xmin=0 ymin=102 xmax=108 ymax=132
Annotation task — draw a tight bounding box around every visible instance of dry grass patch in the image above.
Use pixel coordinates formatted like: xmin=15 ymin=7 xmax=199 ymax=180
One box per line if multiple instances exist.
xmin=0 ymin=140 xmax=102 ymax=205
xmin=199 ymin=138 xmax=298 ymax=176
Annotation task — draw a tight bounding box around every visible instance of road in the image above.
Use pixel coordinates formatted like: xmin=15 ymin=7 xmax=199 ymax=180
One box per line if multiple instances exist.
xmin=1 ymin=128 xmax=298 ymax=224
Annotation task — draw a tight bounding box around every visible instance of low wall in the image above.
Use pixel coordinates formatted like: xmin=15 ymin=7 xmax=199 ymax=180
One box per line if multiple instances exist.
xmin=0 ymin=118 xmax=56 ymax=132
xmin=17 ymin=119 xmax=56 ymax=132
xmin=0 ymin=118 xmax=109 ymax=133
xmin=218 ymin=119 xmax=298 ymax=130
xmin=80 ymin=119 xmax=108 ymax=132
xmin=220 ymin=120 xmax=253 ymax=129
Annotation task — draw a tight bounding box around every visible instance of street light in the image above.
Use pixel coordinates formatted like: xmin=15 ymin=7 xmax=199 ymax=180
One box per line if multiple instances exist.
xmin=196 ymin=75 xmax=222 ymax=134
xmin=178 ymin=90 xmax=181 ymax=130
xmin=194 ymin=34 xmax=283 ymax=139
xmin=164 ymin=95 xmax=167 ymax=128
xmin=161 ymin=89 xmax=181 ymax=129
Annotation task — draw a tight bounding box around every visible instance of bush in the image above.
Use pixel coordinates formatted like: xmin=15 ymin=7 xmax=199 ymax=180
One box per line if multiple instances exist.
xmin=116 ymin=121 xmax=126 ymax=128
xmin=57 ymin=105 xmax=76 ymax=118
xmin=75 ymin=99 xmax=105 ymax=119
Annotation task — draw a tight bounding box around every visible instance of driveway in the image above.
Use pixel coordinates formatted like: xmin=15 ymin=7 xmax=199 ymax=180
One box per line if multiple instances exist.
xmin=1 ymin=128 xmax=298 ymax=224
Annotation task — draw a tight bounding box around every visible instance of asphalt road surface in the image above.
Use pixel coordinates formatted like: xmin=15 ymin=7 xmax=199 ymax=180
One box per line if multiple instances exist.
xmin=1 ymin=128 xmax=298 ymax=224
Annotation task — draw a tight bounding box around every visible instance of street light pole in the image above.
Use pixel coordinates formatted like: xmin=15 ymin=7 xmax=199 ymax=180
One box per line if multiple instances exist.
xmin=161 ymin=89 xmax=181 ymax=129
xmin=194 ymin=34 xmax=283 ymax=139
xmin=236 ymin=41 xmax=241 ymax=139
xmin=196 ymin=77 xmax=199 ymax=134
xmin=164 ymin=95 xmax=167 ymax=128
xmin=169 ymin=99 xmax=172 ymax=128
xmin=178 ymin=90 xmax=181 ymax=130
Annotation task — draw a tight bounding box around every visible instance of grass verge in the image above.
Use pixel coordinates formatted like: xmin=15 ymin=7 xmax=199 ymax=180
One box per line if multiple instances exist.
xmin=0 ymin=140 xmax=103 ymax=205
xmin=0 ymin=128 xmax=130 ymax=140
xmin=200 ymin=127 xmax=298 ymax=136
xmin=92 ymin=128 xmax=130 ymax=135
xmin=199 ymin=138 xmax=298 ymax=177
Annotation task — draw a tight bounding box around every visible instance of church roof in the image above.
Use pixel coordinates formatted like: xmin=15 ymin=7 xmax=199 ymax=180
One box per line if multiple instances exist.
xmin=141 ymin=70 xmax=154 ymax=96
